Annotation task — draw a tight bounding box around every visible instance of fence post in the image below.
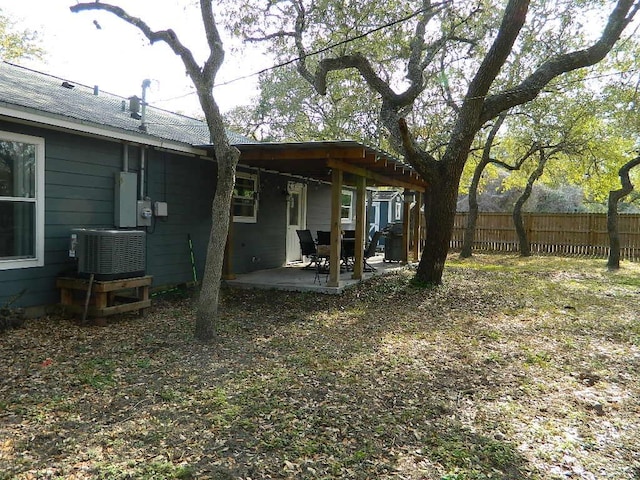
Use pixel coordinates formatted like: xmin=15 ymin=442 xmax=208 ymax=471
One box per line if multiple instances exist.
xmin=588 ymin=213 xmax=595 ymax=257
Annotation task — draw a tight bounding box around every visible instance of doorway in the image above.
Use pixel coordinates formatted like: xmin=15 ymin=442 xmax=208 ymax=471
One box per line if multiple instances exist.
xmin=286 ymin=181 xmax=307 ymax=263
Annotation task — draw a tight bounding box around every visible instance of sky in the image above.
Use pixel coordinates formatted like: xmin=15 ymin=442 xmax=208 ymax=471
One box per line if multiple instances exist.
xmin=3 ymin=0 xmax=269 ymax=117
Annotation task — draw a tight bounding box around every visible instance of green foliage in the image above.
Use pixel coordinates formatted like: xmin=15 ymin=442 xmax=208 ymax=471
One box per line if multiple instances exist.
xmin=462 ymin=77 xmax=640 ymax=213
xmin=222 ymin=0 xmax=502 ymax=149
xmin=0 ymin=9 xmax=44 ymax=61
xmin=76 ymin=357 xmax=116 ymax=389
xmin=225 ymin=63 xmax=383 ymax=144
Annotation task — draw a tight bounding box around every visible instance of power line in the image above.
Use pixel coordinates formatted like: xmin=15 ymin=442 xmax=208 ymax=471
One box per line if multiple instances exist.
xmin=155 ymin=5 xmax=430 ymax=103
xmin=217 ymin=6 xmax=430 ymax=88
xmin=153 ymin=10 xmax=640 ymax=108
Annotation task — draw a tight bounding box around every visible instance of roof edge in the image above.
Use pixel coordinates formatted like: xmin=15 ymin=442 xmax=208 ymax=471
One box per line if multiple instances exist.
xmin=0 ymin=103 xmax=210 ymax=156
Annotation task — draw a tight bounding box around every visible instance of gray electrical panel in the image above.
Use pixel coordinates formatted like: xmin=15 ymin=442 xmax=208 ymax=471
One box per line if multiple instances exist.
xmin=114 ymin=172 xmax=138 ymax=227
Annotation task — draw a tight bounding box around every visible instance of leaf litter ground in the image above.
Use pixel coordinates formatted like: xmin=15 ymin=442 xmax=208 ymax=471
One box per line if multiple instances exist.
xmin=1 ymin=254 xmax=639 ymax=479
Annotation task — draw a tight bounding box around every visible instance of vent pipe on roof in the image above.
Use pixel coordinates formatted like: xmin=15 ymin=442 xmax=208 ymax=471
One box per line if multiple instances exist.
xmin=93 ymin=85 xmax=99 ymax=96
xmin=129 ymin=96 xmax=141 ymax=119
xmin=139 ymin=79 xmax=151 ymax=132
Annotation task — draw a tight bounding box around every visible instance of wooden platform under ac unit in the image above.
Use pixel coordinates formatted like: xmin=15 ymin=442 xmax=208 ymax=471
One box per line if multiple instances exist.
xmin=56 ymin=275 xmax=152 ymax=319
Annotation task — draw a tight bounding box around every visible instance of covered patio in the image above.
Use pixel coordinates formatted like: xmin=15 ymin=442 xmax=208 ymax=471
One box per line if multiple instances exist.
xmin=224 ymin=140 xmax=428 ymax=292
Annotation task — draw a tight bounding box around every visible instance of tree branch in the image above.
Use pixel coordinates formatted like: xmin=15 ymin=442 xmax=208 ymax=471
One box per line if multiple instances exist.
xmin=442 ymin=0 xmax=529 ymax=169
xmin=465 ymin=0 xmax=530 ymax=109
xmin=70 ymin=2 xmax=204 ymax=82
xmin=246 ymin=31 xmax=297 ymax=42
xmin=200 ymin=0 xmax=225 ymax=87
xmin=491 ymin=142 xmax=538 ymax=171
xmin=615 ymin=155 xmax=640 ymax=198
xmin=398 ymin=117 xmax=437 ymax=176
xmin=480 ymin=0 xmax=640 ymax=123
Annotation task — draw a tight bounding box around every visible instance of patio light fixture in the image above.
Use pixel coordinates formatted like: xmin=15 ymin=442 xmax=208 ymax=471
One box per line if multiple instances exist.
xmin=403 ymin=190 xmax=415 ymax=203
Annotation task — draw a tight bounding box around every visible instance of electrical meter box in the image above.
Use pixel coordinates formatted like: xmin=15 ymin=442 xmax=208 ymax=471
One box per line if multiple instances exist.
xmin=137 ymin=199 xmax=152 ymax=227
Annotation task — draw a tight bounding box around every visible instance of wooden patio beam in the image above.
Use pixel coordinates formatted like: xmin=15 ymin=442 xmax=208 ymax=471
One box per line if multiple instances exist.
xmin=327 ymin=158 xmax=425 ymax=192
xmin=239 ymin=146 xmax=366 ymax=161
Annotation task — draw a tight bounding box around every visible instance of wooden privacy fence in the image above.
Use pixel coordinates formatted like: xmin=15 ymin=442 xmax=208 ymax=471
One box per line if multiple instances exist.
xmin=449 ymin=212 xmax=640 ymax=261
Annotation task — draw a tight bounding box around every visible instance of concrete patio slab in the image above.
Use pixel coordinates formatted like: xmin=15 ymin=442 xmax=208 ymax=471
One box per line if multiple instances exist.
xmin=224 ymin=254 xmax=408 ymax=294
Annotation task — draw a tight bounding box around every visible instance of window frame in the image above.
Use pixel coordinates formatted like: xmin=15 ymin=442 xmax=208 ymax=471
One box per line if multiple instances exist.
xmin=394 ymin=200 xmax=402 ymax=221
xmin=341 ymin=189 xmax=354 ymax=224
xmin=232 ymin=171 xmax=258 ymax=223
xmin=0 ymin=131 xmax=45 ymax=270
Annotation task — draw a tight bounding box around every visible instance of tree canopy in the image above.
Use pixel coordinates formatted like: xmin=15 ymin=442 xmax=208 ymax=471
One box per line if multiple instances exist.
xmin=0 ymin=9 xmax=44 ymax=61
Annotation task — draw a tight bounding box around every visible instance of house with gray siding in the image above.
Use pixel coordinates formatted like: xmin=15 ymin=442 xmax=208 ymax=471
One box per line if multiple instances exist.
xmin=0 ymin=62 xmax=427 ymax=312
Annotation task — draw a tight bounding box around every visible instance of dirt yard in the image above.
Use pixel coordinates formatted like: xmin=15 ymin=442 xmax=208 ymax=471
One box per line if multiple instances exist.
xmin=1 ymin=254 xmax=639 ymax=479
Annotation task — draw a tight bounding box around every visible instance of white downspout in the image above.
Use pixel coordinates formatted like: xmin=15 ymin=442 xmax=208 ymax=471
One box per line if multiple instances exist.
xmin=123 ymin=143 xmax=129 ymax=172
xmin=139 ymin=147 xmax=146 ymax=200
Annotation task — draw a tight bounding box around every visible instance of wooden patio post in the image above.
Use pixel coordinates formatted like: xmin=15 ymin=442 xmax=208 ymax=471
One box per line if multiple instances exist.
xmin=352 ymin=176 xmax=366 ymax=279
xmin=328 ymin=168 xmax=343 ymax=287
xmin=412 ymin=191 xmax=422 ymax=261
xmin=402 ymin=194 xmax=411 ymax=263
xmin=222 ymin=205 xmax=236 ymax=280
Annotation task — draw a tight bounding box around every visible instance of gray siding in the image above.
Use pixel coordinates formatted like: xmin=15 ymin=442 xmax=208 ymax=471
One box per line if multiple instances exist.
xmin=230 ymin=171 xmax=288 ymax=274
xmin=0 ymin=121 xmax=221 ymax=309
xmin=305 ymin=185 xmax=358 ymax=239
xmin=306 ymin=185 xmax=332 ymax=239
xmin=145 ymin=149 xmax=216 ymax=288
xmin=0 ymin=121 xmax=128 ymax=308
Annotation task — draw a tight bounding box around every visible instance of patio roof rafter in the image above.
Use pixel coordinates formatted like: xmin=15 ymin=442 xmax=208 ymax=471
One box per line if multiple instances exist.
xmin=326 ymin=158 xmax=425 ymax=192
xmin=233 ymin=140 xmax=428 ymax=191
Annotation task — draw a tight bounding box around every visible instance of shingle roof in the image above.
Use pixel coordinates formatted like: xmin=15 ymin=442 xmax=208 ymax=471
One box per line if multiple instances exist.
xmin=0 ymin=61 xmax=253 ymax=147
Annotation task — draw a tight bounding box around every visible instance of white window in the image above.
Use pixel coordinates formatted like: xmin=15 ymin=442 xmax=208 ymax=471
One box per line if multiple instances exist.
xmin=0 ymin=132 xmax=45 ymax=270
xmin=394 ymin=201 xmax=402 ymax=221
xmin=233 ymin=172 xmax=258 ymax=223
xmin=341 ymin=190 xmax=353 ymax=223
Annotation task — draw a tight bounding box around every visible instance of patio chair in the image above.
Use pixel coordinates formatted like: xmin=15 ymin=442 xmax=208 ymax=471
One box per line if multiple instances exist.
xmin=341 ymin=230 xmax=356 ymax=270
xmin=296 ymin=229 xmax=319 ymax=270
xmin=316 ymin=230 xmax=331 ymax=247
xmin=313 ymin=230 xmax=338 ymax=282
xmin=364 ymin=230 xmax=383 ymax=272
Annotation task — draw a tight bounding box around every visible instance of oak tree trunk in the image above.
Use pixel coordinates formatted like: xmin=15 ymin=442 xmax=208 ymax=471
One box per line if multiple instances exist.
xmin=195 ymin=154 xmax=237 ymax=340
xmin=194 ymin=92 xmax=240 ymax=342
xmin=461 ymin=113 xmax=508 ymax=258
xmin=460 ymin=177 xmax=480 ymax=258
xmin=607 ymin=193 xmax=622 ymax=269
xmin=512 ymin=151 xmax=547 ymax=257
xmin=70 ymin=1 xmax=242 ymax=343
xmin=415 ymin=165 xmax=462 ymax=284
xmin=607 ymin=156 xmax=640 ymax=269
